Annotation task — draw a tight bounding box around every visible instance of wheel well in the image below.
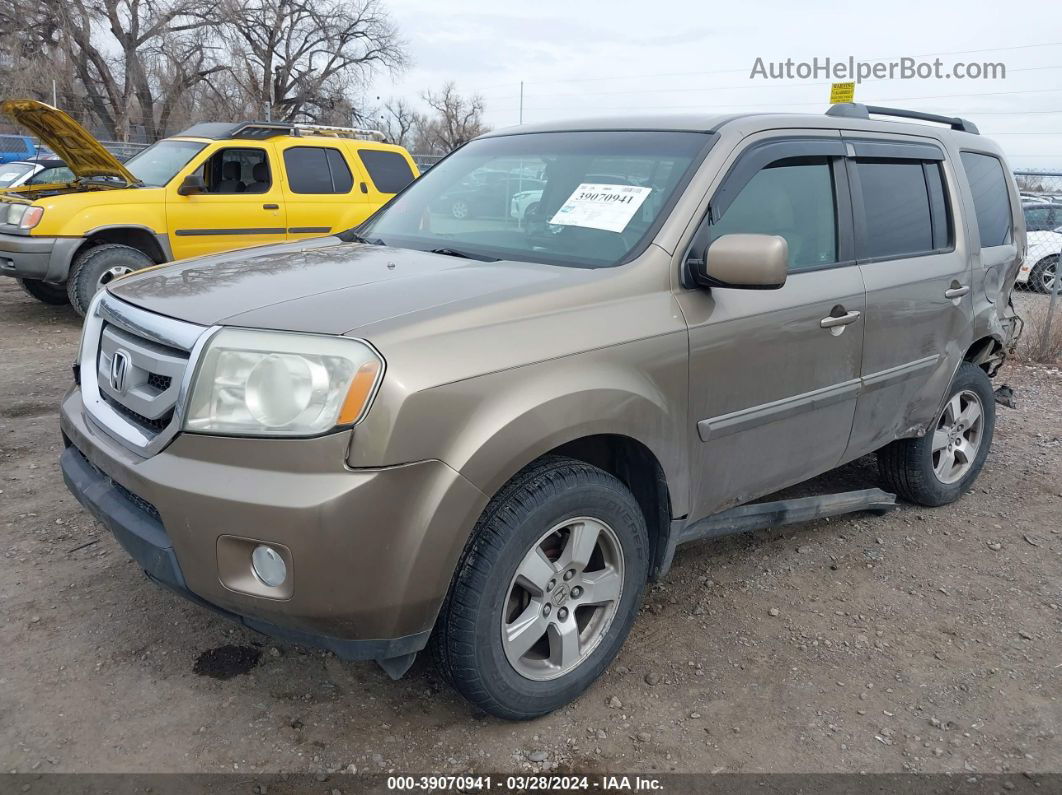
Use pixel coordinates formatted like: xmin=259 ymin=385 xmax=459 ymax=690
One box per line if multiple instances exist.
xmin=965 ymin=335 xmax=1004 ymax=376
xmin=80 ymin=228 xmax=166 ymax=264
xmin=550 ymin=434 xmax=672 ymax=581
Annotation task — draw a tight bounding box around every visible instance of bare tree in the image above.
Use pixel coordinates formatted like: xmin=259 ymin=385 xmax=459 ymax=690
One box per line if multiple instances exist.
xmin=377 ymin=97 xmax=422 ymax=146
xmin=76 ymin=0 xmax=217 ymax=138
xmin=417 ymin=82 xmax=487 ymax=154
xmin=0 ymin=1 xmax=78 ymax=109
xmin=215 ymin=0 xmax=406 ymax=123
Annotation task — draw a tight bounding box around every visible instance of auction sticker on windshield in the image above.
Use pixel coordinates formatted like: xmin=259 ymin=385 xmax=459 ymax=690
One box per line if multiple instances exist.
xmin=549 ymin=183 xmax=652 ymax=233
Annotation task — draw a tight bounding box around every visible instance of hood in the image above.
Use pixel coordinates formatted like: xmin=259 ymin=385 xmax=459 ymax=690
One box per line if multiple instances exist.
xmin=109 ymin=238 xmax=592 ymax=335
xmin=1 ymin=100 xmax=138 ymax=186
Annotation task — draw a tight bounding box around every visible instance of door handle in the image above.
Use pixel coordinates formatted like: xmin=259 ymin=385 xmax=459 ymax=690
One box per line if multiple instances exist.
xmin=263 ymin=203 xmax=279 ymax=210
xmin=820 ymin=310 xmax=861 ymax=328
xmin=944 ymin=284 xmax=970 ymax=299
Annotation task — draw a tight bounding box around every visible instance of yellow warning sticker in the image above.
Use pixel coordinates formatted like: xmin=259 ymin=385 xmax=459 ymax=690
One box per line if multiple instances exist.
xmin=830 ymin=82 xmax=855 ymax=104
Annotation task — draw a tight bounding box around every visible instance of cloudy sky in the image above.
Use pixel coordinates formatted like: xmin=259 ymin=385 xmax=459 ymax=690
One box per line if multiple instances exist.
xmin=369 ymin=0 xmax=1062 ymax=169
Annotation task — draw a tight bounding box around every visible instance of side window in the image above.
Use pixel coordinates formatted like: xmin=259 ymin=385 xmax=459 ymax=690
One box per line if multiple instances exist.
xmin=854 ymin=160 xmax=935 ymax=259
xmin=960 ymin=151 xmax=1013 ymax=248
xmin=1024 ymin=207 xmax=1051 ymax=232
xmin=28 ymin=166 xmax=74 ymax=185
xmin=358 ymin=149 xmax=416 ymax=194
xmin=325 ymin=149 xmax=354 ymax=193
xmin=925 ymin=162 xmax=951 ymax=250
xmin=192 ymin=147 xmax=271 ymax=194
xmin=284 ymin=147 xmax=354 ymax=194
xmin=710 ymin=157 xmax=838 ymax=270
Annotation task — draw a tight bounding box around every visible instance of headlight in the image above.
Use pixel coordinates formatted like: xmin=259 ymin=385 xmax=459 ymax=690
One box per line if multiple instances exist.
xmin=5 ymin=203 xmax=26 ymax=226
xmin=184 ymin=328 xmax=384 ymax=437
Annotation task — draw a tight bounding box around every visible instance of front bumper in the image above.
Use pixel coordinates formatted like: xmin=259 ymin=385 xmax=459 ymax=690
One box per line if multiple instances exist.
xmin=59 ymin=388 xmax=487 ymax=664
xmin=0 ymin=232 xmax=83 ymax=281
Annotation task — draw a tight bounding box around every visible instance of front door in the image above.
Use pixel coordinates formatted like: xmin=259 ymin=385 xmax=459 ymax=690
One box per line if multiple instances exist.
xmin=676 ymin=134 xmax=866 ymax=519
xmin=166 ymin=144 xmax=287 ymax=260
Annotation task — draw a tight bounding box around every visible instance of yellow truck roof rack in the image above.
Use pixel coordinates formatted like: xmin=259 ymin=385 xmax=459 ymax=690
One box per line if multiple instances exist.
xmin=177 ymin=121 xmax=387 ymax=142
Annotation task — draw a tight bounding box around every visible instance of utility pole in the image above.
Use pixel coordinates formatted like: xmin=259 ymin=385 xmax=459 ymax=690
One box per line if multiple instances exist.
xmin=519 ymin=81 xmax=524 ymax=125
xmin=52 ymin=80 xmax=57 ymax=108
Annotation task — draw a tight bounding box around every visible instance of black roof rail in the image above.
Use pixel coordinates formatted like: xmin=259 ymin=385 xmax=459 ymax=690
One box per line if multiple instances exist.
xmin=826 ymin=103 xmax=979 ymax=134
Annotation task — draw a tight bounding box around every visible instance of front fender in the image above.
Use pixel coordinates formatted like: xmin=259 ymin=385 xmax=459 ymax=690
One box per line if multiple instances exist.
xmin=348 ymin=331 xmax=691 ymax=517
xmin=32 ymin=190 xmax=167 ymax=239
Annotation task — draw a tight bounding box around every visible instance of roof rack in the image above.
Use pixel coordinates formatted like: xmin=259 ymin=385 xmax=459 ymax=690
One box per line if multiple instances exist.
xmin=228 ymin=121 xmax=386 ymax=142
xmin=826 ymin=103 xmax=979 ymax=134
xmin=293 ymin=123 xmax=387 ymax=142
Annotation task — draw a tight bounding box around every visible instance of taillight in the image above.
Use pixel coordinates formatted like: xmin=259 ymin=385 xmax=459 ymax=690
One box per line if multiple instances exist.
xmin=19 ymin=206 xmax=44 ymax=229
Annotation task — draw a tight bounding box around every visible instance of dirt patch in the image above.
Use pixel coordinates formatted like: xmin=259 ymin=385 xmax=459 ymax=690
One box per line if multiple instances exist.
xmin=0 ymin=282 xmax=1059 ymax=775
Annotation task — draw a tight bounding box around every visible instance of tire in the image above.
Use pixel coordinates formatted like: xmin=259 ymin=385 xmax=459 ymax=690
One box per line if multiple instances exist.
xmin=17 ymin=277 xmax=70 ymax=305
xmin=523 ymin=201 xmax=540 ymax=222
xmin=67 ymin=244 xmax=154 ymax=315
xmin=877 ymin=362 xmax=996 ymax=507
xmin=1028 ymin=255 xmax=1058 ymax=295
xmin=432 ymin=455 xmax=649 ymax=720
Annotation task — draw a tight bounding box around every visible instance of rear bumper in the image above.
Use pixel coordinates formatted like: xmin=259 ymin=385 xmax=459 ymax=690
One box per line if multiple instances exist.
xmin=60 ymin=441 xmax=432 ymax=663
xmin=0 ymin=233 xmax=83 ymax=281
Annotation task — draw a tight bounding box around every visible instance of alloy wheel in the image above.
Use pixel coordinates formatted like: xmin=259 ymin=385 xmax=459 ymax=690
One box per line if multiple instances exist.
xmin=931 ymin=389 xmax=984 ymax=484
xmin=502 ymin=516 xmax=624 ymax=681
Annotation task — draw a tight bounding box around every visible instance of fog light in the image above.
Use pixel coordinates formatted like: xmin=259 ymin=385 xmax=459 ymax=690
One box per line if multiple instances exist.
xmin=251 ymin=545 xmax=287 ymax=588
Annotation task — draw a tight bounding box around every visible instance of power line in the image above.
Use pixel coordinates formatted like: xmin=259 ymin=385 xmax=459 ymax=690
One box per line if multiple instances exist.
xmin=498 ymin=87 xmax=1062 ymax=114
xmin=480 ymin=64 xmax=1062 ymax=102
xmin=493 ymin=40 xmax=1062 ymax=89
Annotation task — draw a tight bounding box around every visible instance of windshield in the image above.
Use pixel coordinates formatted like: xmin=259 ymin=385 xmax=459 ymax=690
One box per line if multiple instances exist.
xmin=125 ymin=139 xmax=207 ymax=187
xmin=0 ymin=162 xmax=35 ymax=188
xmin=360 ymin=131 xmax=711 ymax=268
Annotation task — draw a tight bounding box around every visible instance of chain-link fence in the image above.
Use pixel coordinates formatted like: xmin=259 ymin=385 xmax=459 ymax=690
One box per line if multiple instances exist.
xmin=1014 ymin=171 xmax=1062 ymax=364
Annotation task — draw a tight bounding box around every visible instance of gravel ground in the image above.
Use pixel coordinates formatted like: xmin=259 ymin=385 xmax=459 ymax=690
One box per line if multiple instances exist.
xmin=1 ymin=282 xmax=1059 ymax=775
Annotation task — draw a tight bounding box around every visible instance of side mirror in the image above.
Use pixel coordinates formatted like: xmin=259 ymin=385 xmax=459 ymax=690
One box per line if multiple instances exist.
xmin=692 ymin=233 xmax=789 ymax=290
xmin=177 ymin=174 xmax=206 ymax=196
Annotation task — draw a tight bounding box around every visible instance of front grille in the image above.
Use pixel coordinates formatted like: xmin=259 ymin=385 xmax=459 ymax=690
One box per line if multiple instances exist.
xmin=69 ymin=444 xmax=161 ymax=522
xmin=101 ymin=392 xmax=175 ymax=433
xmin=147 ymin=373 xmax=172 ymax=391
xmin=80 ymin=295 xmax=206 ymax=455
xmin=94 ymin=321 xmax=190 ymax=443
xmin=112 ymin=480 xmax=161 ymax=521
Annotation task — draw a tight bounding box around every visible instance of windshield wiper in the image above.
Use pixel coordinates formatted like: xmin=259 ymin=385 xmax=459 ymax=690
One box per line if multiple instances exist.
xmin=339 ymin=229 xmax=384 ymax=245
xmin=427 ymin=247 xmax=499 ymax=262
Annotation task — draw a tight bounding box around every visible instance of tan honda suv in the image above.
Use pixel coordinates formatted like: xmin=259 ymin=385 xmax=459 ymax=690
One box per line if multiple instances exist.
xmin=60 ymin=103 xmax=1023 ymax=719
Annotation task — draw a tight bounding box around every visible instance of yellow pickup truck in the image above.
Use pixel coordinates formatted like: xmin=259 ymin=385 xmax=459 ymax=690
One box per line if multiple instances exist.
xmin=0 ymin=100 xmax=419 ymax=314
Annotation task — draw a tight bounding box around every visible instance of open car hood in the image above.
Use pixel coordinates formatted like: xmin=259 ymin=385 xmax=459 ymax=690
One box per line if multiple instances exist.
xmin=0 ymin=100 xmax=138 ymax=186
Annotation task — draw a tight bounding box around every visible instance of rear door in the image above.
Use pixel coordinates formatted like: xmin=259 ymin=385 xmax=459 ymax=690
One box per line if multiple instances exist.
xmin=843 ymin=136 xmax=972 ymax=458
xmin=678 ymin=133 xmax=866 ymax=518
xmin=166 ymin=143 xmax=287 ymax=260
xmin=276 ymin=141 xmax=369 ymax=241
